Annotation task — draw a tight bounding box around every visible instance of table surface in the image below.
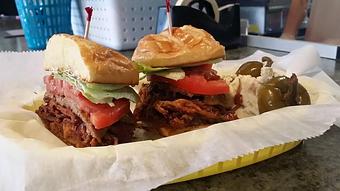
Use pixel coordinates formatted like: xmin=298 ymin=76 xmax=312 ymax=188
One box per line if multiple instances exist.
xmin=1 ymin=18 xmax=340 ymax=191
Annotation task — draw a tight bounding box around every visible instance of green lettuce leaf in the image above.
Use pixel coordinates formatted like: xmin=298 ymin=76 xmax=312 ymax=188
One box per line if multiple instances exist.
xmin=153 ymin=68 xmax=185 ymax=80
xmin=83 ymin=86 xmax=138 ymax=104
xmin=134 ymin=62 xmax=170 ymax=73
xmin=134 ymin=58 xmax=223 ymax=74
xmin=54 ymin=72 xmax=138 ymax=104
xmin=85 ymin=82 xmax=126 ymax=91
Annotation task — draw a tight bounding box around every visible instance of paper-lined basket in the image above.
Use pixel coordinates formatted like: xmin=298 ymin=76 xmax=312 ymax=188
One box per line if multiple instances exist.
xmin=0 ymin=46 xmax=340 ymax=191
xmin=169 ymin=141 xmax=301 ymax=184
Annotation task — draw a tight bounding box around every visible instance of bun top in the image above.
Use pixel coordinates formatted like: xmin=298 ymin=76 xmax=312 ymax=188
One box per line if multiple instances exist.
xmin=132 ymin=25 xmax=225 ymax=68
xmin=44 ymin=34 xmax=139 ymax=85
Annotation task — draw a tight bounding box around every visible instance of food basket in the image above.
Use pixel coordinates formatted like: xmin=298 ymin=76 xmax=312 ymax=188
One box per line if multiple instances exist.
xmin=1 ymin=47 xmax=340 ymax=190
xmin=71 ymin=0 xmax=176 ymax=50
xmin=25 ymin=99 xmax=301 ymax=184
xmin=170 ymin=141 xmax=301 ymax=183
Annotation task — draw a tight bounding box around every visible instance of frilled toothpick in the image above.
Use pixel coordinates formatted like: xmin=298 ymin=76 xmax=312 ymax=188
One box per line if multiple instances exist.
xmin=166 ymin=0 xmax=172 ymax=36
xmin=84 ymin=7 xmax=93 ymax=39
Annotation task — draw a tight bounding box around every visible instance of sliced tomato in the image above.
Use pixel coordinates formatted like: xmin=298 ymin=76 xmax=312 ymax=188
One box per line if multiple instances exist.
xmin=44 ymin=75 xmax=130 ymax=130
xmin=150 ymin=74 xmax=229 ymax=95
xmin=74 ymin=93 xmax=108 ymax=113
xmin=149 ymin=63 xmax=228 ymax=95
xmin=174 ymin=74 xmax=229 ymax=95
xmin=89 ymin=99 xmax=130 ymax=129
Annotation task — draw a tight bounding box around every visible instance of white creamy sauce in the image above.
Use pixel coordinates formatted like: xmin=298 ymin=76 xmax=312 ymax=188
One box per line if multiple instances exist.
xmin=223 ymin=67 xmax=276 ymax=118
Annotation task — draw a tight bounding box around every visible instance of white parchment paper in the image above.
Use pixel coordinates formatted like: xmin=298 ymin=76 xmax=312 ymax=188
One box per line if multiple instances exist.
xmin=1 ymin=46 xmax=340 ymax=191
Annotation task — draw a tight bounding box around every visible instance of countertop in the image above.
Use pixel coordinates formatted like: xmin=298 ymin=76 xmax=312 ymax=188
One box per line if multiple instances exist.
xmin=1 ymin=18 xmax=340 ymax=191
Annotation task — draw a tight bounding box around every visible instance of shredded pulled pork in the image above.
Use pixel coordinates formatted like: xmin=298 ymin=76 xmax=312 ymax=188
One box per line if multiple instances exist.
xmin=36 ymin=94 xmax=135 ymax=147
xmin=134 ymin=81 xmax=237 ymax=130
xmin=154 ymin=99 xmax=237 ymax=128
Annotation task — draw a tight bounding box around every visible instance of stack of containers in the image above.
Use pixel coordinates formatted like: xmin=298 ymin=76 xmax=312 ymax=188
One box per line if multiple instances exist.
xmin=71 ymin=0 xmax=176 ymax=50
xmin=15 ymin=0 xmax=73 ymax=50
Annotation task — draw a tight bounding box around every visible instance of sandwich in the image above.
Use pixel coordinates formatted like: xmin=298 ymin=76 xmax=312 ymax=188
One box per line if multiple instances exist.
xmin=132 ymin=25 xmax=238 ymax=136
xmin=36 ymin=34 xmax=139 ymax=147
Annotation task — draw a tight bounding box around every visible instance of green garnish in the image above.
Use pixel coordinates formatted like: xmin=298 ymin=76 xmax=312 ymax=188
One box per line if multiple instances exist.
xmin=54 ymin=72 xmax=138 ymax=104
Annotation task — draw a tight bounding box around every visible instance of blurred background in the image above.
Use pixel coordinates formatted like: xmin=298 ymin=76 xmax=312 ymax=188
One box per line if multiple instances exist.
xmin=0 ymin=0 xmax=339 ymax=59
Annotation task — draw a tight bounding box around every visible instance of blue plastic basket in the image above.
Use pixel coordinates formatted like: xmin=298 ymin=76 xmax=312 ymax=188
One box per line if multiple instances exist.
xmin=15 ymin=0 xmax=73 ymax=50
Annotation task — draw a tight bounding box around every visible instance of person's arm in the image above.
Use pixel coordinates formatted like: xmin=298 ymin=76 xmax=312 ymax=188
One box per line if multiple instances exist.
xmin=281 ymin=0 xmax=308 ymax=39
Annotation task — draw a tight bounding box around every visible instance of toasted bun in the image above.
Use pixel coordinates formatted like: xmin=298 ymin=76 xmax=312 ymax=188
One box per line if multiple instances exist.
xmin=132 ymin=25 xmax=225 ymax=68
xmin=44 ymin=34 xmax=139 ymax=85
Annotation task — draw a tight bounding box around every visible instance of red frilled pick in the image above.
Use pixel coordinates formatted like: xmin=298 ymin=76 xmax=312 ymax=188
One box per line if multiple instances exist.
xmin=165 ymin=0 xmax=172 ymax=35
xmin=85 ymin=7 xmax=93 ymax=21
xmin=166 ymin=0 xmax=171 ymax=12
xmin=84 ymin=7 xmax=93 ymax=39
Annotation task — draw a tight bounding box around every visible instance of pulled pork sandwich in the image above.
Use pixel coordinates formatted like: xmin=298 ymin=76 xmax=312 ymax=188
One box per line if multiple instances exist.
xmin=132 ymin=25 xmax=237 ymax=136
xmin=36 ymin=34 xmax=139 ymax=147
